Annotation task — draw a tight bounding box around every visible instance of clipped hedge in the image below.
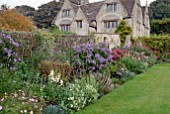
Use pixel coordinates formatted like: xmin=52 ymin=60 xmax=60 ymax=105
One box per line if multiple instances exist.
xmin=150 ymin=18 xmax=170 ymax=35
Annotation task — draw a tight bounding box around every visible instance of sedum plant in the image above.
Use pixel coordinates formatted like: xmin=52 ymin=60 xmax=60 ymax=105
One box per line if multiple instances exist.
xmin=43 ymin=105 xmax=66 ymax=114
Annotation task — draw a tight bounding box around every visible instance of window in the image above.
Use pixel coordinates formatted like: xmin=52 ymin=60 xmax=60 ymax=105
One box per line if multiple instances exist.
xmin=104 ymin=20 xmax=118 ymax=29
xmin=62 ymin=10 xmax=70 ymax=17
xmin=106 ymin=3 xmax=117 ymax=11
xmin=61 ymin=25 xmax=70 ymax=31
xmin=77 ymin=20 xmax=83 ymax=28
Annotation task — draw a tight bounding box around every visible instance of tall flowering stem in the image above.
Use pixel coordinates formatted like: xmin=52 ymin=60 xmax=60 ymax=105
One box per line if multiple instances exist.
xmin=71 ymin=42 xmax=112 ymax=77
xmin=0 ymin=33 xmax=21 ymax=69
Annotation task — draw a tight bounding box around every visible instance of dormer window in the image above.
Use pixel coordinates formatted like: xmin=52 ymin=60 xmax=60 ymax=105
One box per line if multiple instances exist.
xmin=106 ymin=3 xmax=117 ymax=11
xmin=62 ymin=9 xmax=70 ymax=17
xmin=77 ymin=20 xmax=83 ymax=28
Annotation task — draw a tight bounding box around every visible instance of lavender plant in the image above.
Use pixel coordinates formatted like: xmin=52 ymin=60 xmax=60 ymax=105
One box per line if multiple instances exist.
xmin=0 ymin=33 xmax=21 ymax=69
xmin=71 ymin=42 xmax=112 ymax=76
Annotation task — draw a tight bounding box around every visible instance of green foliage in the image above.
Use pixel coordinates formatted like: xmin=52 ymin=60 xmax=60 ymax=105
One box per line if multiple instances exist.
xmin=60 ymin=77 xmax=99 ymax=113
xmin=43 ymin=76 xmax=99 ymax=113
xmin=150 ymin=18 xmax=170 ymax=34
xmin=43 ymin=105 xmax=66 ymax=114
xmin=149 ymin=0 xmax=170 ymax=20
xmin=141 ymin=36 xmax=170 ymax=62
xmin=118 ymin=56 xmax=147 ymax=74
xmin=0 ymin=89 xmax=45 ymax=114
xmin=0 ymin=68 xmax=22 ymax=95
xmin=115 ymin=20 xmax=132 ymax=45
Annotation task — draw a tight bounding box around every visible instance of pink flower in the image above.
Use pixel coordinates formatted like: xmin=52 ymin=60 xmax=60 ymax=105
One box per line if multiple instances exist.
xmin=30 ymin=111 xmax=33 ymax=114
xmin=29 ymin=98 xmax=35 ymax=102
xmin=34 ymin=105 xmax=38 ymax=108
xmin=24 ymin=110 xmax=27 ymax=113
xmin=0 ymin=105 xmax=2 ymax=111
xmin=39 ymin=108 xmax=43 ymax=111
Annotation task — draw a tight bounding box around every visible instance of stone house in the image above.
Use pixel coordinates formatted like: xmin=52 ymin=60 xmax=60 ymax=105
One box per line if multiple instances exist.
xmin=53 ymin=0 xmax=150 ymax=38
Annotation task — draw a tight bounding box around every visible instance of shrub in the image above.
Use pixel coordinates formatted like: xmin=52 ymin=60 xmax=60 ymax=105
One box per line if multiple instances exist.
xmin=118 ymin=56 xmax=147 ymax=74
xmin=141 ymin=36 xmax=170 ymax=62
xmin=71 ymin=42 xmax=112 ymax=76
xmin=0 ymin=5 xmax=34 ymax=32
xmin=150 ymin=18 xmax=170 ymax=35
xmin=113 ymin=67 xmax=135 ymax=84
xmin=115 ymin=20 xmax=132 ymax=44
xmin=112 ymin=48 xmax=124 ymax=62
xmin=60 ymin=77 xmax=99 ymax=113
xmin=40 ymin=60 xmax=73 ymax=83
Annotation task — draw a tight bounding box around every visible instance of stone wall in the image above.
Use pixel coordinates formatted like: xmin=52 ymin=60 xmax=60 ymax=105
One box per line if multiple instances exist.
xmin=95 ymin=33 xmax=121 ymax=49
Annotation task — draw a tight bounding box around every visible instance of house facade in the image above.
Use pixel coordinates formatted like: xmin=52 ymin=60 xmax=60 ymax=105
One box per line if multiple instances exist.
xmin=53 ymin=0 xmax=150 ymax=37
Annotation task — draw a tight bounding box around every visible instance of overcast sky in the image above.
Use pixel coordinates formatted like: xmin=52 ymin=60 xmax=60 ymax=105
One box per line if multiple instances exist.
xmin=0 ymin=0 xmax=156 ymax=9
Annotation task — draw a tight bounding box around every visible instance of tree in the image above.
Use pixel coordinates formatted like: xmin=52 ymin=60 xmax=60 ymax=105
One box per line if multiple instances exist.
xmin=33 ymin=1 xmax=62 ymax=28
xmin=115 ymin=20 xmax=132 ymax=44
xmin=0 ymin=5 xmax=34 ymax=31
xmin=149 ymin=0 xmax=170 ymax=20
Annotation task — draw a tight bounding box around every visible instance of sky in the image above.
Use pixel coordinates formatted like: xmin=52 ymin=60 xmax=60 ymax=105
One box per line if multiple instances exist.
xmin=0 ymin=0 xmax=156 ymax=9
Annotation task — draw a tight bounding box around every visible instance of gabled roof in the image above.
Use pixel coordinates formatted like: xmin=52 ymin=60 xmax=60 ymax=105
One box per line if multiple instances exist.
xmin=120 ymin=0 xmax=136 ymax=17
xmin=70 ymin=2 xmax=79 ymax=13
xmin=80 ymin=1 xmax=104 ymax=23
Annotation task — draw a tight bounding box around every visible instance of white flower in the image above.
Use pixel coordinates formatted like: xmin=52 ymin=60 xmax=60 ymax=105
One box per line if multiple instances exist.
xmin=24 ymin=110 xmax=27 ymax=113
xmin=50 ymin=70 xmax=54 ymax=76
xmin=60 ymin=80 xmax=63 ymax=85
xmin=1 ymin=98 xmax=4 ymax=102
xmin=70 ymin=104 xmax=73 ymax=108
xmin=20 ymin=110 xmax=23 ymax=113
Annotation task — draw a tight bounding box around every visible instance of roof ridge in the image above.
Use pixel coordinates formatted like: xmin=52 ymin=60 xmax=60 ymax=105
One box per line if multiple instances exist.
xmin=80 ymin=1 xmax=104 ymax=6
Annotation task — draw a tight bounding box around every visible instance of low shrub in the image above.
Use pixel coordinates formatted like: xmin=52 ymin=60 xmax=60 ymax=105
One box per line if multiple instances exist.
xmin=0 ymin=89 xmax=45 ymax=114
xmin=112 ymin=48 xmax=124 ymax=62
xmin=118 ymin=56 xmax=147 ymax=74
xmin=43 ymin=105 xmax=66 ymax=114
xmin=59 ymin=77 xmax=99 ymax=113
xmin=43 ymin=76 xmax=99 ymax=113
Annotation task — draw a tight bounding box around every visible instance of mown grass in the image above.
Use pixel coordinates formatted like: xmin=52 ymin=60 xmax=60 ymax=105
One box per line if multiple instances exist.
xmin=76 ymin=63 xmax=170 ymax=114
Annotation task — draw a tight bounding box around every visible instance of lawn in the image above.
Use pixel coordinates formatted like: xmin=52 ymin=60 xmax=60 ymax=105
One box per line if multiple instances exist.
xmin=76 ymin=63 xmax=170 ymax=114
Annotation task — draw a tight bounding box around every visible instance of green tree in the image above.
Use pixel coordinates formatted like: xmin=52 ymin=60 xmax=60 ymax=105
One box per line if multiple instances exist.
xmin=149 ymin=0 xmax=170 ymax=20
xmin=115 ymin=20 xmax=132 ymax=45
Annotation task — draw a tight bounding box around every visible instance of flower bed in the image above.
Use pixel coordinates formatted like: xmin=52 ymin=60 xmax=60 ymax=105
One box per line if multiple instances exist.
xmin=0 ymin=31 xmax=168 ymax=114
